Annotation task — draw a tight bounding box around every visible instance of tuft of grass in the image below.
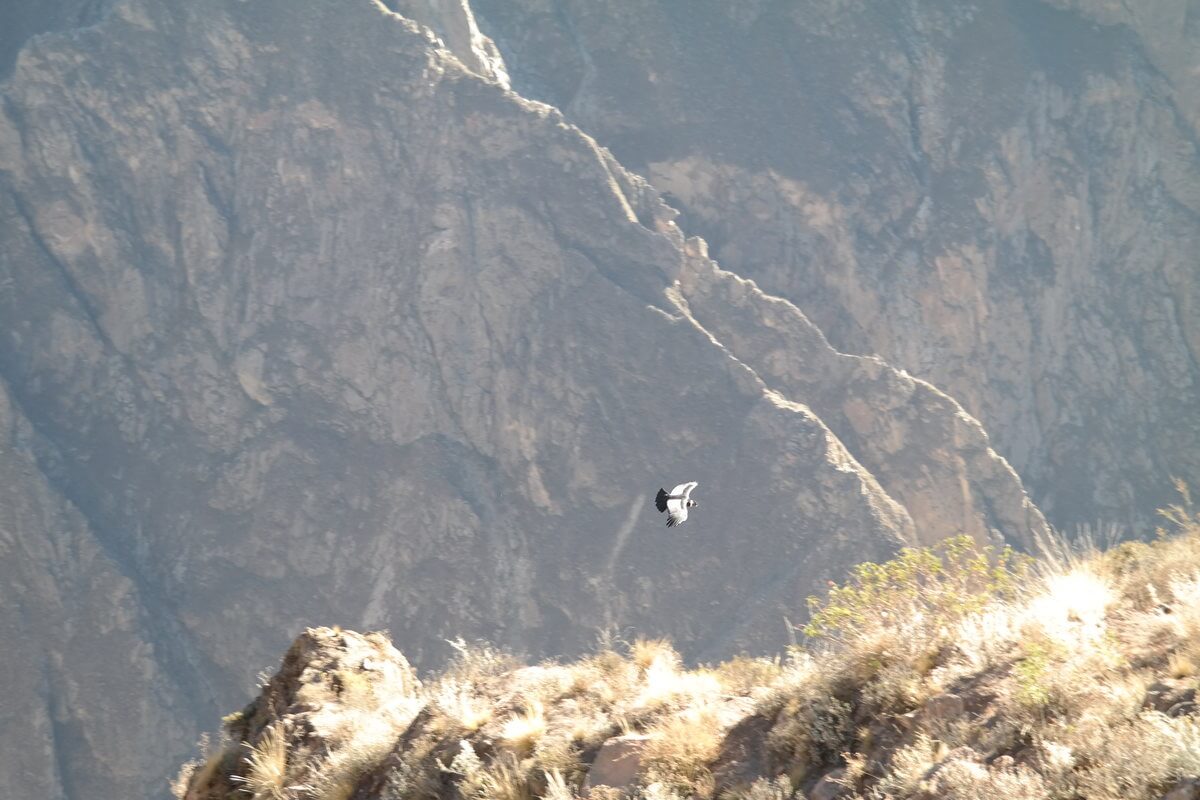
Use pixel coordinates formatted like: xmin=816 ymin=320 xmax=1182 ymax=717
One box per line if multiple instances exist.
xmin=631 ymin=638 xmax=677 ymax=671
xmin=532 ymin=733 xmax=585 ymax=786
xmin=641 ymin=709 xmax=723 ymax=797
xmin=626 ymin=647 xmax=722 ymax=723
xmin=502 ymin=699 xmax=548 ymax=756
xmin=1168 ymin=651 xmax=1197 ymax=679
xmin=431 ymin=679 xmax=493 ymax=733
xmin=541 ymin=769 xmax=574 ymax=800
xmin=474 ymin=752 xmax=534 ymax=800
xmin=308 ymin=713 xmax=404 ymax=800
xmin=171 ymin=735 xmax=234 ymax=800
xmin=715 ymin=655 xmax=783 ymax=696
xmin=235 ymin=723 xmax=289 ymax=800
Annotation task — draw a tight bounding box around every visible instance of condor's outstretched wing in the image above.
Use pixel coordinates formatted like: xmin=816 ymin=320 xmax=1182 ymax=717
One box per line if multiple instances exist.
xmin=657 ymin=481 xmax=698 ymax=527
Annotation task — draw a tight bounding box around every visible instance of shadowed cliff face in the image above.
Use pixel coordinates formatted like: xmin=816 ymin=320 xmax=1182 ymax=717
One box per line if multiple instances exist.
xmin=473 ymin=0 xmax=1200 ymax=531
xmin=0 ymin=0 xmax=112 ymax=78
xmin=0 ymin=380 xmax=199 ymax=800
xmin=0 ymin=1 xmax=1047 ymax=798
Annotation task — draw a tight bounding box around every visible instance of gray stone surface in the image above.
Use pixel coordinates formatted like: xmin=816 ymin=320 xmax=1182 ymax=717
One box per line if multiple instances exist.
xmin=809 ymin=768 xmax=850 ymax=800
xmin=583 ymin=734 xmax=652 ymax=793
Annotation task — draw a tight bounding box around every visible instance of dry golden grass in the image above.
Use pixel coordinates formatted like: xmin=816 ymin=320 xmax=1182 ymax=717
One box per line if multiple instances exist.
xmin=235 ymin=723 xmax=289 ymax=800
xmin=541 ymin=768 xmax=575 ymax=800
xmin=532 ymin=732 xmax=586 ymax=785
xmin=186 ymin=487 xmax=1200 ymax=800
xmin=473 ymin=752 xmax=534 ymax=800
xmin=641 ymin=708 xmax=723 ymax=796
xmin=714 ymin=655 xmax=783 ymax=696
xmin=501 ymin=699 xmax=548 ymax=756
xmin=308 ymin=712 xmax=406 ymax=800
xmin=430 ymin=679 xmax=493 ymax=733
xmin=631 ymin=638 xmax=676 ymax=671
xmin=1169 ymin=651 xmax=1198 ymax=679
xmin=170 ymin=736 xmax=233 ymax=800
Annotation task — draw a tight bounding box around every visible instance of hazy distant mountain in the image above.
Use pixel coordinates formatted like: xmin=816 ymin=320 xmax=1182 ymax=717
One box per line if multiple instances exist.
xmin=2 ymin=1 xmax=1194 ymax=799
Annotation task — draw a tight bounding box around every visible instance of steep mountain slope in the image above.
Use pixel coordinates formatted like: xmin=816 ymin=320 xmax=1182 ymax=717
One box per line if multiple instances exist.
xmin=473 ymin=0 xmax=1200 ymax=531
xmin=0 ymin=379 xmax=198 ymax=800
xmin=0 ymin=1 xmax=1047 ymax=797
xmin=0 ymin=0 xmax=111 ymax=78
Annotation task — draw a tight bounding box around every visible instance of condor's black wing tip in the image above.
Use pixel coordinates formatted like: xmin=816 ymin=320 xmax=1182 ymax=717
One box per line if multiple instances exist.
xmin=655 ymin=488 xmax=669 ymax=513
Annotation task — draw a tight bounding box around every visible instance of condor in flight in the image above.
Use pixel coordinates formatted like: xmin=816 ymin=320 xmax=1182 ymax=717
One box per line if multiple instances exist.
xmin=655 ymin=481 xmax=699 ymax=527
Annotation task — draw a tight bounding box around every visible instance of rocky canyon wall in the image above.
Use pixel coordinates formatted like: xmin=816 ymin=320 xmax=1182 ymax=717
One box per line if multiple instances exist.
xmin=474 ymin=0 xmax=1200 ymax=530
xmin=0 ymin=1 xmax=1048 ymax=797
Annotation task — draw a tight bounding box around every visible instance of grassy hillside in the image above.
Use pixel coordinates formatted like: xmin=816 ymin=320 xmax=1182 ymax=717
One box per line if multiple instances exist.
xmin=175 ymin=486 xmax=1200 ymax=800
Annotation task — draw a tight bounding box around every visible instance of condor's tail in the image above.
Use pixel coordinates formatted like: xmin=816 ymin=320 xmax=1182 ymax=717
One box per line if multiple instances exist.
xmin=655 ymin=488 xmax=669 ymax=513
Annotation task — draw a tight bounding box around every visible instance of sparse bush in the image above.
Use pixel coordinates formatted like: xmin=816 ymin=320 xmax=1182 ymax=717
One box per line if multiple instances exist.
xmin=917 ymin=755 xmax=1049 ymax=800
xmin=768 ymin=691 xmax=851 ymax=782
xmin=859 ymin=661 xmax=925 ymax=714
xmin=871 ymin=734 xmax=945 ymax=798
xmin=804 ymin=535 xmax=1032 ymax=642
xmin=1073 ymin=711 xmax=1200 ymax=798
xmin=1011 ymin=638 xmax=1058 ymax=713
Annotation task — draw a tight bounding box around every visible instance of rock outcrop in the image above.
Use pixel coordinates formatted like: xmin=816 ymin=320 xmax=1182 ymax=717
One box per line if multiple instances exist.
xmin=0 ymin=0 xmax=111 ymax=78
xmin=474 ymin=0 xmax=1200 ymax=531
xmin=179 ymin=627 xmax=422 ymax=800
xmin=0 ymin=1 xmax=1047 ymax=798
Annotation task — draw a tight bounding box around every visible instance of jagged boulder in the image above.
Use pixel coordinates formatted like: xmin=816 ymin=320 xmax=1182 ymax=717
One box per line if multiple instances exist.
xmin=583 ymin=734 xmax=652 ymax=793
xmin=711 ymin=713 xmax=774 ymax=796
xmin=180 ymin=627 xmax=420 ymax=800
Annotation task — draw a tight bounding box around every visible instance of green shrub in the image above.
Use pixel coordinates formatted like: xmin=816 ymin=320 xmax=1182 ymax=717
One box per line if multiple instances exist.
xmin=803 ymin=535 xmax=1032 ymax=641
